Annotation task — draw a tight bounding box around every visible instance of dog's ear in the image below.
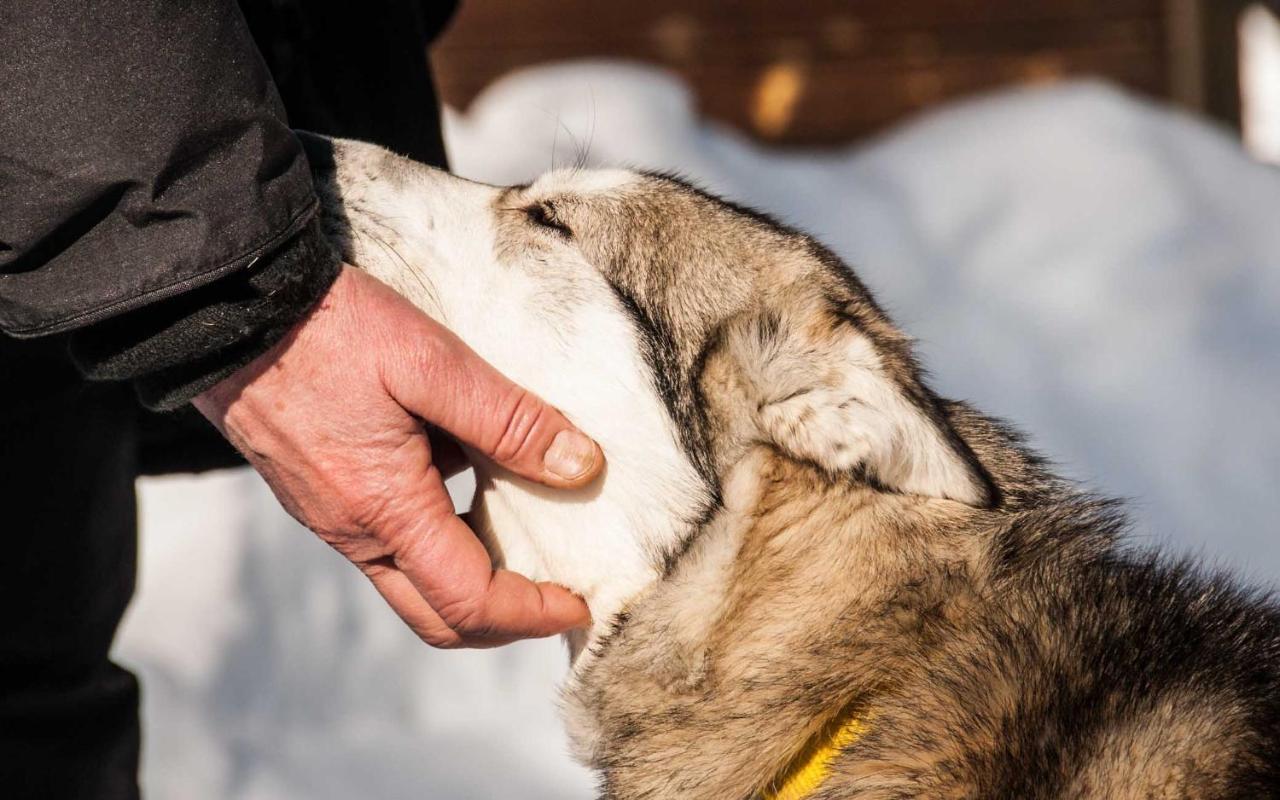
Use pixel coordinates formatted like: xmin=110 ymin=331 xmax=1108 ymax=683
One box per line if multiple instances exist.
xmin=729 ymin=306 xmax=994 ymax=507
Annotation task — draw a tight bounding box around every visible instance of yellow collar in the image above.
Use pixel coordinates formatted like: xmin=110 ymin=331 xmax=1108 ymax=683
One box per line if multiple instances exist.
xmin=762 ymin=704 xmax=872 ymax=800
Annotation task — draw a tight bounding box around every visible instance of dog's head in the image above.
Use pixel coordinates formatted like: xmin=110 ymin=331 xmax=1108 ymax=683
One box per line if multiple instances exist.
xmin=306 ymin=135 xmax=994 ymax=630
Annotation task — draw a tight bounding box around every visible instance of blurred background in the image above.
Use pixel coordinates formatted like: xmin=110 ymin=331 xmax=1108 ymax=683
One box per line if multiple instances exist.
xmin=435 ymin=0 xmax=1280 ymax=155
xmin=118 ymin=2 xmax=1280 ymax=798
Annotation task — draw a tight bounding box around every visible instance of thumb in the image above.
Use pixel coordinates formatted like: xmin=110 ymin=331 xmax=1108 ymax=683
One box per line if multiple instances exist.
xmin=382 ymin=313 xmax=603 ymax=488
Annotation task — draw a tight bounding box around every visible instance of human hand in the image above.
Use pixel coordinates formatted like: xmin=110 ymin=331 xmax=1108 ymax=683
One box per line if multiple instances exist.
xmin=194 ymin=265 xmax=602 ymax=647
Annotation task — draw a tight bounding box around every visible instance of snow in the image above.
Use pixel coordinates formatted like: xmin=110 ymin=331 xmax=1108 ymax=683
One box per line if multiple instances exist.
xmin=117 ymin=62 xmax=1280 ymax=798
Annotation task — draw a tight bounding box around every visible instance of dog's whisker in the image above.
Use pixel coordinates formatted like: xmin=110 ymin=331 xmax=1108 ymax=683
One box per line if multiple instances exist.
xmin=357 ymin=223 xmax=446 ymax=324
xmin=575 ymin=89 xmax=597 ymax=172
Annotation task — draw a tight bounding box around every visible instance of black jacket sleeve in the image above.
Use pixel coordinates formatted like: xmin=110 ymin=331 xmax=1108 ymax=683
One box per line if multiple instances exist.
xmin=0 ymin=0 xmax=337 ymax=407
xmin=68 ymin=216 xmax=340 ymax=410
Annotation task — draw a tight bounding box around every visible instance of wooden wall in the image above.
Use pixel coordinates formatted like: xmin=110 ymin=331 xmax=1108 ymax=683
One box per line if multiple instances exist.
xmin=431 ymin=0 xmax=1189 ymax=146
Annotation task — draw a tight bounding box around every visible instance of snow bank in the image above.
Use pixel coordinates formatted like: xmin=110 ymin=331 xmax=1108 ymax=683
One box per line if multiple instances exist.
xmin=119 ymin=61 xmax=1280 ymax=798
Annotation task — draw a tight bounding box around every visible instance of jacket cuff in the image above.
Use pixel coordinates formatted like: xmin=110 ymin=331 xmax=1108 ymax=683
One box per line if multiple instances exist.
xmin=69 ymin=217 xmax=341 ymax=411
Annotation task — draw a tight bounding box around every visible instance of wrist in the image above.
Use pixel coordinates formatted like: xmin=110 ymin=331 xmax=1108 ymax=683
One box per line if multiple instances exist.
xmin=194 ymin=263 xmax=357 ymax=423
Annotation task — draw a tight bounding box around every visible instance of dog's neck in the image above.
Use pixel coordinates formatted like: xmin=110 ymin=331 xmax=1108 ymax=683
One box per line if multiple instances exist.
xmin=470 ymin=413 xmax=715 ymax=659
xmin=557 ymin=448 xmax=987 ymax=798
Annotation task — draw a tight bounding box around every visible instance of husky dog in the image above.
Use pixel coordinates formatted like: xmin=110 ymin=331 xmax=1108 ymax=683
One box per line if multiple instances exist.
xmin=304 ymin=133 xmax=1280 ymax=799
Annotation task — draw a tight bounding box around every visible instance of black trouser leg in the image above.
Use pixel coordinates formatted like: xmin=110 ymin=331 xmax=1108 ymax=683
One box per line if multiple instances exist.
xmin=0 ymin=336 xmax=141 ymax=800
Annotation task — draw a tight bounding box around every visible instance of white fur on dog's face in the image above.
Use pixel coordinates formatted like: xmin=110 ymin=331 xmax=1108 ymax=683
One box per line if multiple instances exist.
xmin=321 ymin=140 xmax=712 ymax=645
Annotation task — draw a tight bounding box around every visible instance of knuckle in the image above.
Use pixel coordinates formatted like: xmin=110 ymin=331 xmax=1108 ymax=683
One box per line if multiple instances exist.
xmin=419 ymin=622 xmax=466 ymax=649
xmin=384 ymin=489 xmax=453 ymax=559
xmin=346 ymin=488 xmax=399 ymax=544
xmin=389 ymin=518 xmax=433 ymax=565
xmin=349 ymin=454 xmax=450 ymax=545
xmin=387 ymin=327 xmax=453 ymax=392
xmin=410 ymin=330 xmax=453 ymax=373
xmin=434 ymin=593 xmax=492 ymax=639
xmin=489 ymin=387 xmax=549 ymax=465
xmin=420 ymin=326 xmax=471 ymax=376
xmin=355 ymin=555 xmax=396 ymax=580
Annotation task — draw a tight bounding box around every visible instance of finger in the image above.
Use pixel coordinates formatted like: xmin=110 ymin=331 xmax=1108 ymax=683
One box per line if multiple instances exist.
xmin=396 ymin=515 xmax=592 ymax=640
xmin=383 ymin=317 xmax=603 ymax=489
xmin=381 ymin=464 xmax=592 ymax=641
xmin=360 ymin=559 xmax=519 ymax=648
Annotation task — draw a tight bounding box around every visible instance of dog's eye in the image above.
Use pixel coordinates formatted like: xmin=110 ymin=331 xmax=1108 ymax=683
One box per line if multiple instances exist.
xmin=525 ymin=203 xmax=572 ymax=238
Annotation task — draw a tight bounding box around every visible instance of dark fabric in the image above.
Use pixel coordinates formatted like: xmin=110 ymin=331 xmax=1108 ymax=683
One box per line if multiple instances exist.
xmin=59 ymin=0 xmax=458 ymax=415
xmin=116 ymin=0 xmax=455 ymax=460
xmin=70 ymin=217 xmax=341 ymax=410
xmin=86 ymin=0 xmax=452 ymax=471
xmin=238 ymin=0 xmax=456 ymax=166
xmin=0 ymin=0 xmax=318 ymax=337
xmin=136 ymin=404 xmax=247 ymax=475
xmin=0 ymin=335 xmax=141 ymax=800
xmin=0 ymin=1 xmax=456 ymax=796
